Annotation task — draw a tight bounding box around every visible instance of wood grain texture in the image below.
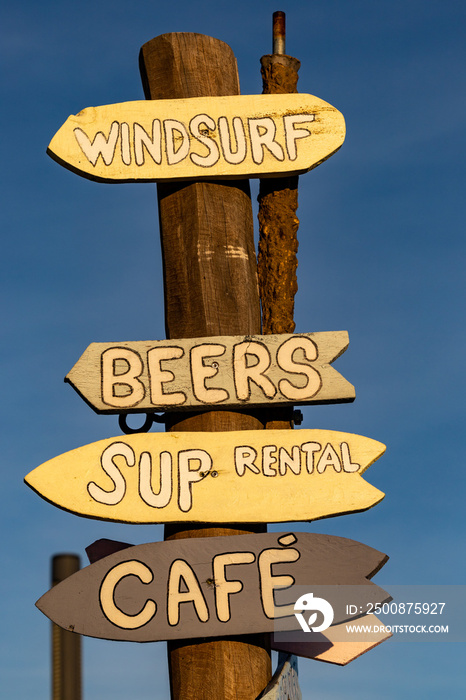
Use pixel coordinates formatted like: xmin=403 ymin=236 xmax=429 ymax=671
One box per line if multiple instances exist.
xmin=139 ymin=32 xmax=269 ymax=699
xmin=47 ymin=94 xmax=344 ymax=183
xmin=36 ymin=532 xmax=389 ymax=642
xmin=65 ymin=331 xmax=355 ymax=413
xmin=24 ymin=429 xmax=385 ymax=524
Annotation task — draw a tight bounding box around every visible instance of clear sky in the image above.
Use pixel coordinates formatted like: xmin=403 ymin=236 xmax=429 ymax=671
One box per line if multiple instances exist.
xmin=1 ymin=0 xmax=465 ymax=698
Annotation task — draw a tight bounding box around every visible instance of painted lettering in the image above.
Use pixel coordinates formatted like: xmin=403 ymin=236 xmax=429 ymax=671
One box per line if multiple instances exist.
xmin=99 ymin=560 xmax=156 ymax=629
xmin=138 ymin=451 xmax=173 ymax=508
xmin=74 ymin=121 xmax=119 ymax=166
xmin=147 ymin=346 xmax=186 ymax=406
xmin=189 ymin=114 xmax=220 ymax=167
xmin=278 ymin=446 xmax=301 ymax=476
xmin=262 ymin=445 xmax=278 ymax=476
xmin=178 ymin=449 xmax=212 ymax=512
xmin=120 ymin=122 xmax=131 ymax=165
xmin=276 ymin=336 xmax=321 ymax=400
xmin=218 ymin=116 xmax=247 ymax=164
xmin=233 ymin=341 xmax=276 ymax=400
xmin=299 ymin=442 xmax=321 ymax=474
xmin=190 ymin=344 xmax=228 ymax=404
xmin=167 ymin=560 xmax=209 ymax=626
xmin=235 ymin=446 xmax=260 ymax=476
xmin=212 ymin=552 xmax=255 ymax=622
xmin=86 ymin=438 xmax=362 ymax=515
xmin=258 ymin=546 xmax=300 ymax=618
xmin=134 ymin=120 xmax=162 ymax=165
xmin=89 ymin=442 xmax=211 ymax=512
xmin=101 ymin=347 xmax=145 ymax=407
xmin=164 ymin=119 xmax=190 ymax=165
xmin=72 ymin=110 xmax=319 ymax=172
xmin=98 ymin=536 xmax=304 ymax=632
xmin=316 ymin=444 xmax=342 ymax=473
xmin=341 ymin=442 xmax=360 ymax=472
xmin=97 ymin=334 xmax=332 ymax=410
xmin=87 ymin=441 xmax=133 ymax=505
xmin=248 ymin=117 xmax=284 ymax=164
xmin=283 ymin=113 xmax=315 ymax=160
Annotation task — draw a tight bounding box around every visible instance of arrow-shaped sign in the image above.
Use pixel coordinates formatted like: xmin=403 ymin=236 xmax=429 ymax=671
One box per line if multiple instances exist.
xmin=85 ymin=539 xmax=391 ymax=666
xmin=25 ymin=429 xmax=385 ymax=524
xmin=47 ymin=93 xmax=345 ymax=183
xmin=272 ymin=615 xmax=392 ymax=666
xmin=65 ymin=331 xmax=355 ymax=414
xmin=36 ymin=532 xmax=389 ymax=643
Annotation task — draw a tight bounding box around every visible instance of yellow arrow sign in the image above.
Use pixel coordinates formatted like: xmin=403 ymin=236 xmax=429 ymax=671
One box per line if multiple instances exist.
xmin=47 ymin=94 xmax=345 ymax=182
xmin=25 ymin=429 xmax=384 ymax=524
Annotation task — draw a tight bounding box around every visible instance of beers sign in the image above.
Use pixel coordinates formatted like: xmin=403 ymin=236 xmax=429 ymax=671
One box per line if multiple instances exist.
xmin=24 ymin=429 xmax=385 ymax=524
xmin=47 ymin=94 xmax=345 ymax=182
xmin=66 ymin=332 xmax=354 ymax=414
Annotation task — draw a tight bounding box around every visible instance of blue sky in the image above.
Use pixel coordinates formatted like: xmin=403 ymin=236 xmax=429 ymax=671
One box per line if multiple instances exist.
xmin=1 ymin=0 xmax=465 ymax=697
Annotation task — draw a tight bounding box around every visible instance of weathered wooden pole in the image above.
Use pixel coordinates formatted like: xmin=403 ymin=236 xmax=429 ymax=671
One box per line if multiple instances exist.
xmin=257 ymin=11 xmax=301 ymax=434
xmin=258 ymin=11 xmax=301 ymax=342
xmin=51 ymin=555 xmax=81 ymax=700
xmin=139 ymin=33 xmax=271 ymax=699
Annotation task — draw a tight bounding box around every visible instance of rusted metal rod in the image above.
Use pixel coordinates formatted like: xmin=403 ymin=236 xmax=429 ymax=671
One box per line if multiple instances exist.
xmin=273 ymin=11 xmax=286 ymax=55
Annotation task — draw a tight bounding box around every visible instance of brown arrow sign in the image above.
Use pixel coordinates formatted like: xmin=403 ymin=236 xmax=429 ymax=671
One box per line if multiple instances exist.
xmin=85 ymin=539 xmax=391 ymax=666
xmin=36 ymin=532 xmax=389 ymax=643
xmin=65 ymin=331 xmax=354 ymax=414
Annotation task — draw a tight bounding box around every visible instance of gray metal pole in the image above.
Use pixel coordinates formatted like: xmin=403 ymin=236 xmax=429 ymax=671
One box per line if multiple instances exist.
xmin=51 ymin=554 xmax=82 ymax=700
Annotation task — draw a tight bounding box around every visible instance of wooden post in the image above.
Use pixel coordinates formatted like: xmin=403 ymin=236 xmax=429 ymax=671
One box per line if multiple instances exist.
xmin=51 ymin=555 xmax=81 ymax=700
xmin=139 ymin=33 xmax=272 ymax=699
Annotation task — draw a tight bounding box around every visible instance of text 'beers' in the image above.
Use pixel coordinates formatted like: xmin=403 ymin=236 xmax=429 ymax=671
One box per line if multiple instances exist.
xmin=66 ymin=332 xmax=355 ymax=413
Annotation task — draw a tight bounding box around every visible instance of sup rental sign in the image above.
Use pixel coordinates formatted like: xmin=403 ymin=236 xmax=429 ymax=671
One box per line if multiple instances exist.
xmin=24 ymin=429 xmax=385 ymax=524
xmin=47 ymin=93 xmax=345 ymax=183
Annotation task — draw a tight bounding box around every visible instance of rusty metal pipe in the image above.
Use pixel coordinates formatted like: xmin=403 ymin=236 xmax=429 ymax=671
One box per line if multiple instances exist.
xmin=273 ymin=11 xmax=286 ymax=55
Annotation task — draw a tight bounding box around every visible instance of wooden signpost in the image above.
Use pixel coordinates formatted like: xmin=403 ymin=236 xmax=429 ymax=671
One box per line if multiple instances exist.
xmin=259 ymin=653 xmax=301 ymax=700
xmin=47 ymin=93 xmax=345 ymax=183
xmin=36 ymin=532 xmax=389 ymax=642
xmin=65 ymin=331 xmax=355 ymax=413
xmin=25 ymin=429 xmax=385 ymax=524
xmin=30 ymin=18 xmax=391 ymax=700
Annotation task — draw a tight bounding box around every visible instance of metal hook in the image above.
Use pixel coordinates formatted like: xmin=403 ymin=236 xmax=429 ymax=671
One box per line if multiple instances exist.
xmin=118 ymin=413 xmax=166 ymax=434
